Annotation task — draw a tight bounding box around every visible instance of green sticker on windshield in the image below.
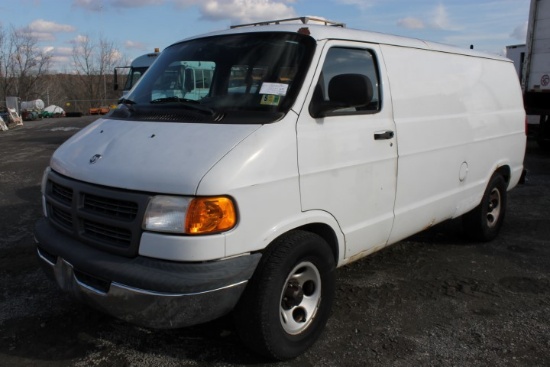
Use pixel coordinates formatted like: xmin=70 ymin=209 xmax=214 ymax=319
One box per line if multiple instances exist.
xmin=260 ymin=94 xmax=281 ymax=106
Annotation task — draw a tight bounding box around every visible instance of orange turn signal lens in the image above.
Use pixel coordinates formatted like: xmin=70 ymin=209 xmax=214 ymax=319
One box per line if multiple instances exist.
xmin=185 ymin=196 xmax=237 ymax=235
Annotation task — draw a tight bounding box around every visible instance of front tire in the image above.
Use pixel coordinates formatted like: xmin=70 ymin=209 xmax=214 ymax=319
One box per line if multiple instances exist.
xmin=234 ymin=230 xmax=335 ymax=360
xmin=463 ymin=173 xmax=507 ymax=241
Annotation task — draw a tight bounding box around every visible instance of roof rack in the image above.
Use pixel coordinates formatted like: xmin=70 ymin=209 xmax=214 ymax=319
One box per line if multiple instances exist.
xmin=230 ymin=16 xmax=346 ymax=29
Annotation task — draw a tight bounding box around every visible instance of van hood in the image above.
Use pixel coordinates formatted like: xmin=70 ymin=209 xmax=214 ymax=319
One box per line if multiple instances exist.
xmin=50 ymin=118 xmax=261 ymax=195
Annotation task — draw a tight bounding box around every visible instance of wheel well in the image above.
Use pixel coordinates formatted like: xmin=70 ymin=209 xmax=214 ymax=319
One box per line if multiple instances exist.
xmin=297 ymin=223 xmax=339 ymax=262
xmin=495 ymin=165 xmax=511 ymax=186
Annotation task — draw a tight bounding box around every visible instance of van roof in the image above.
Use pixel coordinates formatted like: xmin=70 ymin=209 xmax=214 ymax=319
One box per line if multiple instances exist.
xmin=178 ymin=21 xmax=510 ymax=63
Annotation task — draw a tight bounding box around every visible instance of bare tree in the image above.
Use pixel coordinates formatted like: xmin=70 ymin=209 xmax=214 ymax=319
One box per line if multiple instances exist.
xmin=98 ymin=37 xmax=120 ymax=103
xmin=72 ymin=34 xmax=96 ymax=102
xmin=71 ymin=34 xmax=122 ymax=108
xmin=0 ymin=22 xmax=125 ymax=115
xmin=0 ymin=24 xmax=11 ymax=101
xmin=0 ymin=25 xmax=52 ymax=102
xmin=9 ymin=28 xmax=52 ymax=100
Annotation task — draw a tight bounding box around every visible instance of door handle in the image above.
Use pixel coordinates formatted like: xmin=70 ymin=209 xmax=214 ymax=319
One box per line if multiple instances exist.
xmin=374 ymin=130 xmax=394 ymax=140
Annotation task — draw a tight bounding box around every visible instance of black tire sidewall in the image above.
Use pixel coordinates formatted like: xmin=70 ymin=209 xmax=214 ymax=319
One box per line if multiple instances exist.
xmin=464 ymin=173 xmax=507 ymax=241
xmin=266 ymin=239 xmax=334 ymax=346
xmin=235 ymin=230 xmax=335 ymax=360
xmin=481 ymin=175 xmax=507 ymax=239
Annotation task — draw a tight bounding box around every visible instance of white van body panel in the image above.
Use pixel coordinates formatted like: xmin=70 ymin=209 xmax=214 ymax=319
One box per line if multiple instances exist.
xmin=297 ymin=41 xmax=398 ymax=260
xmin=50 ymin=118 xmax=260 ymax=195
xmin=195 ymin=113 xmax=345 ymax=260
xmin=139 ymin=231 xmax=226 ymax=261
xmin=379 ymin=45 xmax=526 ymax=244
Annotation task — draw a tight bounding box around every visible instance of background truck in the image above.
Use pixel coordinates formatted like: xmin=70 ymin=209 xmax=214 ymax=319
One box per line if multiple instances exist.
xmin=523 ymin=0 xmax=550 ymax=149
xmin=114 ymin=49 xmax=160 ymax=99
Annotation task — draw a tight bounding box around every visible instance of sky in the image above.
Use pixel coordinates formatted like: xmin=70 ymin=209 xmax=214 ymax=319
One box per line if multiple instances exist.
xmin=0 ymin=0 xmax=531 ymax=71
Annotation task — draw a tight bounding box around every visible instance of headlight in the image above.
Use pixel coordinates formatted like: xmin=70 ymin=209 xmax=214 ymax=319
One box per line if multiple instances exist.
xmin=143 ymin=195 xmax=237 ymax=235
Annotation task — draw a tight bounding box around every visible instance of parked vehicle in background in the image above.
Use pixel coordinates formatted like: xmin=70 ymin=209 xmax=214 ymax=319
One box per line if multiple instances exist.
xmin=88 ymin=106 xmax=111 ymax=115
xmin=114 ymin=49 xmax=160 ymax=99
xmin=35 ymin=16 xmax=526 ymax=361
xmin=522 ymin=0 xmax=550 ymax=149
xmin=151 ymin=61 xmax=214 ymax=101
xmin=506 ymin=44 xmax=526 ymax=81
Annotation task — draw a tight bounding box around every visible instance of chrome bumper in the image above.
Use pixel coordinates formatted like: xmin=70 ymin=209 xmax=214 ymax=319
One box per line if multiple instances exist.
xmin=35 ymin=218 xmax=261 ymax=329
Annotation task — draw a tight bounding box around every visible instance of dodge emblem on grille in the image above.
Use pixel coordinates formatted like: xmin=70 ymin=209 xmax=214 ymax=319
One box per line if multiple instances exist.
xmin=89 ymin=154 xmax=102 ymax=164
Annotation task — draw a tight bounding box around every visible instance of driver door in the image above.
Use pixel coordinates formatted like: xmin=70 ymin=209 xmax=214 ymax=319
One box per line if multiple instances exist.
xmin=297 ymin=42 xmax=397 ymax=259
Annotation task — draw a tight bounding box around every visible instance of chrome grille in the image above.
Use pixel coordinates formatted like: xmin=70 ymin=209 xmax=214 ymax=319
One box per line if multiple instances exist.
xmin=83 ymin=193 xmax=138 ymax=220
xmin=83 ymin=220 xmax=132 ymax=247
xmin=51 ymin=207 xmax=72 ymax=229
xmin=52 ymin=182 xmax=73 ymax=204
xmin=44 ymin=171 xmax=150 ymax=257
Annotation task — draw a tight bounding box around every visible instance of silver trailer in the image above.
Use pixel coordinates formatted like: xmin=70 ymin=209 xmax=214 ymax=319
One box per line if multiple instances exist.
xmin=523 ymin=0 xmax=550 ymax=148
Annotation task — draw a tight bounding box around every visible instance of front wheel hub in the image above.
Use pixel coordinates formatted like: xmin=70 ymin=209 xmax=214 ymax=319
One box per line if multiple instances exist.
xmin=282 ymin=280 xmax=303 ymax=310
xmin=279 ymin=262 xmax=322 ymax=335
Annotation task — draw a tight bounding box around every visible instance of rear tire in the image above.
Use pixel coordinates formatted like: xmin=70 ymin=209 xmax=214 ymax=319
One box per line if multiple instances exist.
xmin=463 ymin=173 xmax=507 ymax=242
xmin=234 ymin=230 xmax=335 ymax=360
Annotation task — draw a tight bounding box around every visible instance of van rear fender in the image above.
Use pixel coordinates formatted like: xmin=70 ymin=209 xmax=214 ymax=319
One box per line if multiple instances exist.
xmin=471 ymin=163 xmax=512 ymax=209
xmin=485 ymin=161 xmax=514 ymax=190
xmin=495 ymin=165 xmax=511 ymax=188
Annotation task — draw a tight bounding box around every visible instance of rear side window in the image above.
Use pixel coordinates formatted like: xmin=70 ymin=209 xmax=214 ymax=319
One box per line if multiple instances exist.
xmin=311 ymin=47 xmax=381 ymax=116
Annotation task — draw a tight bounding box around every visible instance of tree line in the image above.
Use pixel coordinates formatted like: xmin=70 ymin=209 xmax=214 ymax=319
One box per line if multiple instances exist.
xmin=0 ymin=24 xmax=128 ymax=115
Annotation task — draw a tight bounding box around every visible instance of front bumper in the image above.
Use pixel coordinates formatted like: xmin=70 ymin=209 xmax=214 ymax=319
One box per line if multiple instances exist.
xmin=35 ymin=218 xmax=261 ymax=329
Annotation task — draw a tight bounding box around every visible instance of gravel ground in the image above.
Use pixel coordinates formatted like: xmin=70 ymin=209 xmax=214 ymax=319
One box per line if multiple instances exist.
xmin=0 ymin=116 xmax=549 ymax=366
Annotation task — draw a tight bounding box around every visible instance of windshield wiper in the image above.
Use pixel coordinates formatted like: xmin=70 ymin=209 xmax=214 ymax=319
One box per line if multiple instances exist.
xmin=118 ymin=98 xmax=136 ymax=105
xmin=150 ymin=96 xmax=215 ymax=115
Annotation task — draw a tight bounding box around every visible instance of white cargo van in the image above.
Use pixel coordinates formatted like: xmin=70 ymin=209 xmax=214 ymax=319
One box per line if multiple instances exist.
xmin=35 ymin=17 xmax=526 ymax=360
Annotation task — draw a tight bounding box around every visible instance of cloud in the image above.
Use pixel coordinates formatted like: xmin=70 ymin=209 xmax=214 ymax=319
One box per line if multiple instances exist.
xmin=397 ymin=17 xmax=425 ymax=30
xmin=73 ymin=0 xmax=164 ymax=11
xmin=125 ymin=40 xmax=147 ymax=50
xmin=430 ymin=3 xmax=452 ymax=30
xmin=397 ymin=4 xmax=460 ymax=32
xmin=16 ymin=19 xmax=75 ymax=42
xmin=202 ymin=0 xmax=296 ymax=23
xmin=510 ymin=21 xmax=528 ymax=41
xmin=28 ymin=19 xmax=76 ymax=33
xmin=112 ymin=0 xmax=164 ymax=8
xmin=173 ymin=0 xmax=296 ymax=23
xmin=52 ymin=47 xmax=74 ymax=57
xmin=172 ymin=0 xmax=195 ymax=7
xmin=110 ymin=49 xmax=124 ymax=63
xmin=17 ymin=30 xmax=56 ymax=42
xmin=51 ymin=55 xmax=73 ymax=69
xmin=333 ymin=0 xmax=377 ymax=11
xmin=40 ymin=46 xmax=73 ymax=70
xmin=72 ymin=0 xmax=103 ymax=12
xmin=74 ymin=0 xmax=297 ymax=24
xmin=70 ymin=34 xmax=90 ymax=44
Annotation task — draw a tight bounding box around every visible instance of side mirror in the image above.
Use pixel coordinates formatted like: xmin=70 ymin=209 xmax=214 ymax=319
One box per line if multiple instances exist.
xmin=309 ymin=74 xmax=373 ymax=118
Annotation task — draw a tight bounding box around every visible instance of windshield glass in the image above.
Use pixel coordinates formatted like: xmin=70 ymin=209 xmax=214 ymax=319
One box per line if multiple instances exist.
xmin=112 ymin=32 xmax=316 ymax=124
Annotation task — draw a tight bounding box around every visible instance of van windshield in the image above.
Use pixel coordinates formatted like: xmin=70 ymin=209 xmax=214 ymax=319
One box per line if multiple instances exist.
xmin=112 ymin=32 xmax=316 ymax=124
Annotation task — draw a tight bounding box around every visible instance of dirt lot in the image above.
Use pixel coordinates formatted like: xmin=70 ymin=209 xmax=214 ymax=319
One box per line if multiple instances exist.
xmin=1 ymin=116 xmax=549 ymax=367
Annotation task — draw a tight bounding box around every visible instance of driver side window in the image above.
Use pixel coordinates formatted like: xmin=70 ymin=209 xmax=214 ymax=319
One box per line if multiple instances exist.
xmin=310 ymin=47 xmax=381 ymax=116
